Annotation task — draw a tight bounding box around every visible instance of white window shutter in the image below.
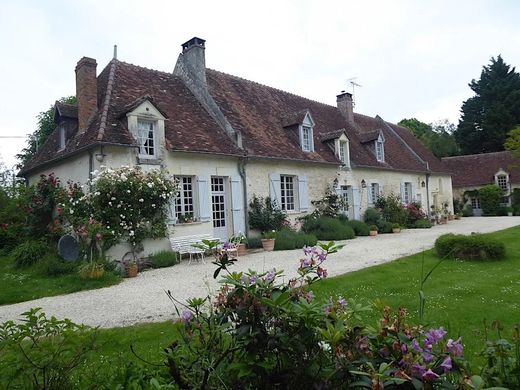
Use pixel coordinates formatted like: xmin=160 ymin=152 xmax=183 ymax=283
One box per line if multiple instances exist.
xmin=310 ymin=130 xmax=315 ymax=152
xmin=400 ymin=183 xmax=405 ymax=205
xmin=298 ymin=175 xmax=309 ymax=212
xmin=197 ymin=176 xmax=211 ymax=222
xmin=411 ymin=183 xmax=416 ymax=203
xmin=352 ymin=187 xmax=361 ymax=220
xmin=379 ymin=184 xmax=384 ymax=198
xmin=367 ymin=182 xmax=373 ymax=205
xmin=167 ymin=198 xmax=178 ymax=225
xmin=230 ymin=176 xmax=245 ymax=235
xmin=269 ymin=173 xmax=281 ymax=209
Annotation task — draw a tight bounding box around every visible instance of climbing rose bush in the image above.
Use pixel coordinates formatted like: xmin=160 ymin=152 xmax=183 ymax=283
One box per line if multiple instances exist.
xmin=164 ymin=242 xmax=473 ymax=389
xmin=62 ymin=166 xmax=177 ymax=250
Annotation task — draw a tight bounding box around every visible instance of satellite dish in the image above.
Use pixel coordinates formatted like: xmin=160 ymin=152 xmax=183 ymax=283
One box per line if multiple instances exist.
xmin=58 ymin=235 xmax=80 ymax=262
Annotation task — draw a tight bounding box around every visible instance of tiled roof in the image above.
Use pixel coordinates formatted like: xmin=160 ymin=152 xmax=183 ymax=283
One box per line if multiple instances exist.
xmin=21 ymin=59 xmax=448 ymax=176
xmin=55 ymin=102 xmax=78 ymax=119
xmin=442 ymin=151 xmax=520 ymax=187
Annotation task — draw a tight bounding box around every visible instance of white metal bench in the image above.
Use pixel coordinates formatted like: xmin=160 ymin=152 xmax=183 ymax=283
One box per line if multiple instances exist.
xmin=169 ymin=234 xmax=219 ymax=265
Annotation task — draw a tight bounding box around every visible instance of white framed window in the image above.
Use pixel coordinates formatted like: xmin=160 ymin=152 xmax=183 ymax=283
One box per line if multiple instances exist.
xmin=173 ymin=176 xmax=195 ymax=222
xmin=340 ymin=185 xmax=349 ymax=211
xmin=375 ymin=140 xmax=385 ymax=162
xmin=370 ymin=183 xmax=380 ymax=203
xmin=280 ymin=175 xmax=295 ymax=211
xmin=496 ymin=174 xmax=508 ymax=192
xmin=403 ymin=182 xmax=412 ymax=204
xmin=58 ymin=125 xmax=65 ymax=150
xmin=471 ymin=197 xmax=480 ymax=209
xmin=340 ymin=140 xmax=351 ymax=166
xmin=137 ymin=119 xmax=156 ymax=158
xmin=301 ymin=126 xmax=312 ymax=152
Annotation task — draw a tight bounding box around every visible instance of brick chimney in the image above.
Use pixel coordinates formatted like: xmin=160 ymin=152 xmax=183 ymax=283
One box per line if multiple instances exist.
xmin=337 ymin=91 xmax=354 ymax=124
xmin=75 ymin=57 xmax=98 ymax=132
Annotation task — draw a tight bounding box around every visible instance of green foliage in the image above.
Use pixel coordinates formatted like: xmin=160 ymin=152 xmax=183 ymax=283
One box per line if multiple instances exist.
xmin=376 ymin=220 xmax=393 ymax=234
xmin=274 ymin=228 xmax=317 ymax=250
xmin=16 ymin=96 xmax=77 ymax=167
xmin=391 ymin=223 xmax=400 ymax=229
xmin=11 ymin=240 xmax=52 ymax=268
xmin=375 ymin=193 xmax=408 ymax=226
xmin=505 ymin=125 xmax=520 ymax=158
xmin=301 ymin=216 xmax=355 ymax=240
xmin=369 ymin=225 xmax=378 ymax=231
xmin=0 ymin=308 xmax=97 ymax=389
xmin=454 ymin=56 xmax=520 ymax=154
xmin=248 ymin=195 xmax=288 ymax=232
xmin=414 ymin=219 xmax=432 ymax=229
xmin=149 ymin=250 xmax=178 ymax=268
xmin=343 ymin=219 xmax=370 ymax=236
xmin=479 ymin=184 xmax=503 ymax=215
xmin=513 ymin=188 xmax=520 ymax=215
xmin=462 ymin=203 xmax=474 ymax=217
xmin=363 ymin=207 xmax=382 ymax=225
xmin=39 ymin=254 xmax=77 ymax=277
xmin=435 ymin=233 xmax=506 ymax=261
xmin=246 ymin=236 xmax=262 ymax=249
xmin=310 ymin=184 xmax=347 ymax=218
xmin=399 ymin=118 xmax=460 ymax=157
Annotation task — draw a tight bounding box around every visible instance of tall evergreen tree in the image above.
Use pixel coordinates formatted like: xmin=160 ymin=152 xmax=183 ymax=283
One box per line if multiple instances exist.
xmin=454 ymin=56 xmax=520 ymax=154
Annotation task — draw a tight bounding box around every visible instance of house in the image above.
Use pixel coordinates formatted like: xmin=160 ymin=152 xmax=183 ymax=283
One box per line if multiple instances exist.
xmin=442 ymin=151 xmax=520 ymax=215
xmin=19 ymin=37 xmax=453 ymax=259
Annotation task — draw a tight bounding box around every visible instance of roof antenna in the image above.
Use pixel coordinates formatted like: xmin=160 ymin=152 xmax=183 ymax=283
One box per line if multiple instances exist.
xmin=347 ymin=77 xmax=362 ymax=107
xmin=113 ymin=44 xmax=118 ymax=60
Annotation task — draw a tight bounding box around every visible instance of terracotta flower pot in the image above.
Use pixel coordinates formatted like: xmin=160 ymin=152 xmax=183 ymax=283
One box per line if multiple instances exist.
xmin=237 ymin=243 xmax=247 ymax=256
xmin=261 ymin=239 xmax=275 ymax=251
xmin=126 ymin=263 xmax=138 ymax=278
xmin=369 ymin=230 xmax=378 ymax=237
xmin=448 ymin=214 xmax=454 ymax=221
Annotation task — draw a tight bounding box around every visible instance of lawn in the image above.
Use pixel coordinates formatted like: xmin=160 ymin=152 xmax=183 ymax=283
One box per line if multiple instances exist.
xmin=0 ymin=256 xmax=122 ymax=305
xmin=87 ymin=225 xmax=520 ymax=374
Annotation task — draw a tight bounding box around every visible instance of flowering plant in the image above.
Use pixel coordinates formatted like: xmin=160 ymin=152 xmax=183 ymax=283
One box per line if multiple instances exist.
xmin=261 ymin=230 xmax=276 ymax=239
xmin=164 ymin=242 xmax=473 ymax=388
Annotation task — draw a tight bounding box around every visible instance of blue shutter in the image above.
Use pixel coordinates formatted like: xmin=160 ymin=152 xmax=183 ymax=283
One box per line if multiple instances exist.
xmin=197 ymin=176 xmax=211 ymax=222
xmin=400 ymin=183 xmax=405 ymax=205
xmin=230 ymin=176 xmax=245 ymax=234
xmin=298 ymin=175 xmax=309 ymax=212
xmin=352 ymin=187 xmax=361 ymax=220
xmin=367 ymin=182 xmax=373 ymax=206
xmin=269 ymin=173 xmax=281 ymax=209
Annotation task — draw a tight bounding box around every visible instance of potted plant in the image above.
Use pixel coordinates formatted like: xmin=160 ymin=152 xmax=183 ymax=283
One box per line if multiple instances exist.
xmin=391 ymin=223 xmax=401 ymax=233
xmin=124 ymin=259 xmax=139 ymax=278
xmin=79 ymin=261 xmax=105 ymax=279
xmin=454 ymin=212 xmax=462 ymax=220
xmin=230 ymin=232 xmax=248 ymax=256
xmin=506 ymin=206 xmax=514 ymax=217
xmin=448 ymin=213 xmax=455 ymax=221
xmin=261 ymin=230 xmax=276 ymax=251
xmin=369 ymin=225 xmax=378 ymax=236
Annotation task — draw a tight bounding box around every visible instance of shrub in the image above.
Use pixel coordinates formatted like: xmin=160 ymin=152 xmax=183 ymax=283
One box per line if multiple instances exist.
xmin=391 ymin=223 xmax=400 ymax=229
xmin=310 ymin=185 xmax=347 ymax=218
xmin=246 ymin=236 xmax=262 ymax=249
xmin=462 ymin=203 xmax=474 ymax=217
xmin=274 ymin=228 xmax=317 ymax=250
xmin=512 ymin=188 xmax=520 ymax=215
xmin=435 ymin=233 xmax=506 ymax=260
xmin=479 ymin=185 xmax=503 ymax=216
xmin=248 ymin=195 xmax=288 ymax=232
xmin=11 ymin=240 xmax=52 ymax=268
xmin=39 ymin=255 xmax=76 ymax=277
xmin=377 ymin=220 xmax=393 ymax=234
xmin=414 ymin=219 xmax=432 ymax=229
xmin=496 ymin=206 xmax=508 ymax=216
xmin=149 ymin=250 xmax=178 ymax=268
xmin=363 ymin=208 xmax=381 ymax=225
xmin=369 ymin=225 xmax=378 ymax=231
xmin=375 ymin=193 xmax=407 ymax=225
xmin=302 ymin=216 xmax=355 ymax=240
xmin=404 ymin=201 xmax=426 ymax=227
xmin=343 ymin=220 xmax=370 ymax=236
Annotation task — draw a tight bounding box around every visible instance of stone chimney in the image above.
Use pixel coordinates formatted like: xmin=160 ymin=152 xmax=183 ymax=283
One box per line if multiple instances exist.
xmin=177 ymin=37 xmax=206 ymax=85
xmin=75 ymin=57 xmax=98 ymax=132
xmin=337 ymin=91 xmax=354 ymax=124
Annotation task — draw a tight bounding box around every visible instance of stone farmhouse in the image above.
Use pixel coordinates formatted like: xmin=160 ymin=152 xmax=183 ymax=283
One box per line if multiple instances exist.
xmin=19 ymin=37 xmax=453 ymax=256
xmin=443 ymin=151 xmax=520 ymax=215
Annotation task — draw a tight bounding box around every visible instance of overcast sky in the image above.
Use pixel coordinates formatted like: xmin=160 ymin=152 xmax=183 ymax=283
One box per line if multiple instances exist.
xmin=1 ymin=0 xmax=519 ymax=168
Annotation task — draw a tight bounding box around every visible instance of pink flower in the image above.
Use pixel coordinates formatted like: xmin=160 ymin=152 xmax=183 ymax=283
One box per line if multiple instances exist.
xmin=180 ymin=309 xmax=193 ymax=324
xmin=95 ymin=233 xmax=102 ymax=241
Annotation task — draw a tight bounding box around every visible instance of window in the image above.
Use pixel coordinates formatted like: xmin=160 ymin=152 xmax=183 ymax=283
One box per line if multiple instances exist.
xmin=301 ymin=126 xmax=312 ymax=152
xmin=280 ymin=175 xmax=295 ymax=211
xmin=375 ymin=140 xmax=384 ymax=162
xmin=370 ymin=183 xmax=380 ymax=203
xmin=403 ymin=182 xmax=412 ymax=204
xmin=340 ymin=185 xmax=349 ymax=211
xmin=339 ymin=140 xmax=350 ymax=165
xmin=58 ymin=125 xmax=65 ymax=150
xmin=497 ymin=174 xmax=508 ymax=192
xmin=471 ymin=197 xmax=480 ymax=209
xmin=174 ymin=176 xmax=195 ymax=222
xmin=137 ymin=119 xmax=156 ymax=158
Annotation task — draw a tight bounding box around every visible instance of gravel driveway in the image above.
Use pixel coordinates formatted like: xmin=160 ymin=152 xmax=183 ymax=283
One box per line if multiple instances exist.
xmin=1 ymin=217 xmax=519 ymax=328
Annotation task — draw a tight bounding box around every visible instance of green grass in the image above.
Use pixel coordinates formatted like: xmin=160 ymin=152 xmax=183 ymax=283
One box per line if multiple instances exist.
xmin=0 ymin=256 xmax=122 ymax=305
xmin=310 ymin=225 xmax=520 ymax=365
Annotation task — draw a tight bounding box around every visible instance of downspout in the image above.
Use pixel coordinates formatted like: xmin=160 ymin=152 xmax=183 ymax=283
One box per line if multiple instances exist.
xmin=238 ymin=156 xmax=249 ymax=237
xmin=426 ymin=169 xmax=431 ymax=217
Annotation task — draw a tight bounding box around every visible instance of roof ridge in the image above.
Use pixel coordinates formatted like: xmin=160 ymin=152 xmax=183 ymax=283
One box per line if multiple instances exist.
xmin=206 ymin=68 xmax=337 ymax=109
xmin=97 ymin=60 xmax=118 ymax=141
xmin=442 ymin=150 xmax=513 ymax=160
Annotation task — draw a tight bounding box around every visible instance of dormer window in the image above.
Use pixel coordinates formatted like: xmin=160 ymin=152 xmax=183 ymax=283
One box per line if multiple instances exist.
xmin=375 ymin=135 xmax=385 ymax=162
xmin=339 ymin=140 xmax=350 ymax=167
xmin=496 ymin=173 xmax=508 ymax=192
xmin=137 ymin=119 xmax=156 ymax=158
xmin=58 ymin=125 xmax=66 ymax=151
xmin=299 ymin=112 xmax=315 ymax=152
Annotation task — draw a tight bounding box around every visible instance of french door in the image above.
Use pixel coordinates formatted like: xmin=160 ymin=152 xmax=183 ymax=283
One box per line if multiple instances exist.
xmin=211 ymin=177 xmax=228 ymax=241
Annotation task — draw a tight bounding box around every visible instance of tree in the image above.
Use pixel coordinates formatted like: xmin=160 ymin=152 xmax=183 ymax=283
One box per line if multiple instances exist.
xmin=454 ymin=56 xmax=520 ymax=154
xmin=16 ymin=96 xmax=76 ymax=168
xmin=398 ymin=118 xmax=459 ymax=158
xmin=505 ymin=125 xmax=520 ymax=158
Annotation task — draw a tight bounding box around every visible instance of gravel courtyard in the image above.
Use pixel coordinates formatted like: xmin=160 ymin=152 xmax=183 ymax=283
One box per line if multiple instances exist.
xmin=1 ymin=217 xmax=519 ymax=328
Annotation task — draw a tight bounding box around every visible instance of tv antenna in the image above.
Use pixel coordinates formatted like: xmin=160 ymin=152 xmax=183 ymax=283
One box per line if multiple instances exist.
xmin=347 ymin=77 xmax=362 ymax=95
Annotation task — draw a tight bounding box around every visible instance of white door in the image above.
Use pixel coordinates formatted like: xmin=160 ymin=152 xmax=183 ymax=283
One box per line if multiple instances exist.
xmin=340 ymin=185 xmax=355 ymax=220
xmin=211 ymin=177 xmax=228 ymax=241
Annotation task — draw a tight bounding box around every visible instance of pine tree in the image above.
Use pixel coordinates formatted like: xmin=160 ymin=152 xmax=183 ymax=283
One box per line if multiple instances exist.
xmin=454 ymin=56 xmax=520 ymax=154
